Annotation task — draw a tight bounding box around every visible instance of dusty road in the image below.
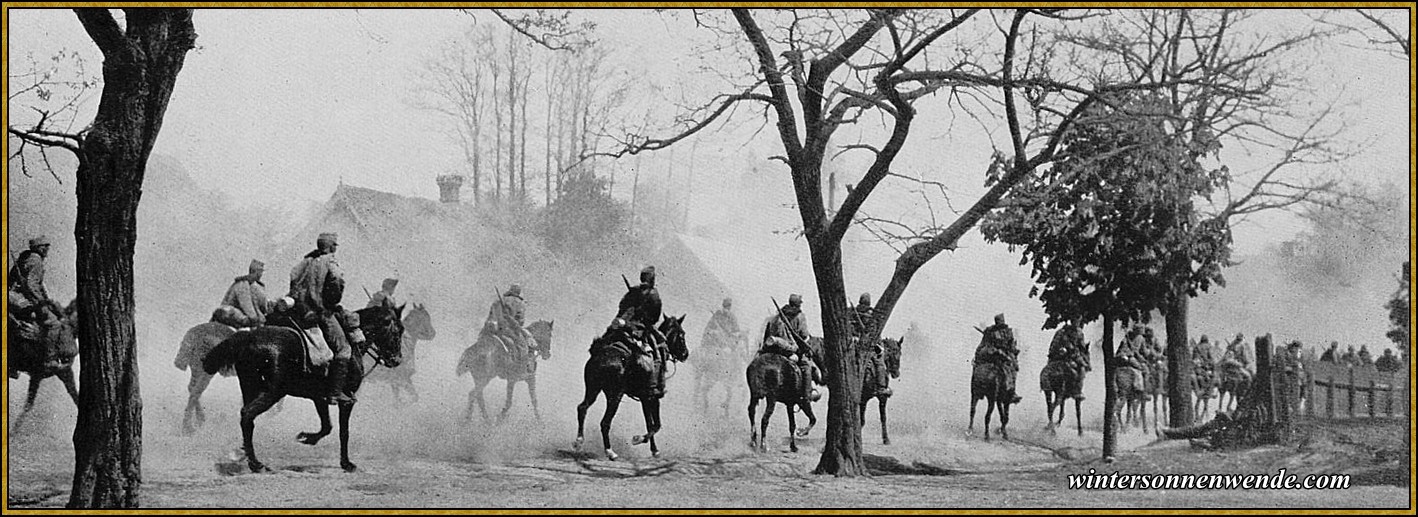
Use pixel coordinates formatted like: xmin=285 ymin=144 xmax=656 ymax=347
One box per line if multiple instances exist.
xmin=6 ymin=338 xmax=1410 ymax=510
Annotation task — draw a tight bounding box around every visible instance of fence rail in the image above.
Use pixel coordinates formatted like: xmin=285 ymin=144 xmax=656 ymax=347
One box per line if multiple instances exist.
xmin=1302 ymin=360 xmax=1409 ymax=419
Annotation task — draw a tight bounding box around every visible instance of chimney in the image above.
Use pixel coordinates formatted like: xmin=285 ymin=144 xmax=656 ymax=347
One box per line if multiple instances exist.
xmin=436 ymin=173 xmax=465 ymax=204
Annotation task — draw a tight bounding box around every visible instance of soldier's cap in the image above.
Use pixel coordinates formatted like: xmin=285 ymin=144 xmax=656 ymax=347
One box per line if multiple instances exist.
xmin=249 ymin=259 xmax=265 ymax=273
xmin=994 ymin=313 xmax=1006 ymax=325
xmin=317 ymin=232 xmax=339 ymax=246
xmin=1288 ymin=341 xmax=1303 ymax=349
xmin=382 ymin=277 xmax=399 ymax=290
xmin=722 ymin=298 xmax=732 ymax=308
xmin=28 ymin=236 xmax=50 ymax=248
xmin=788 ymin=294 xmax=802 ymax=306
xmin=859 ymin=293 xmax=872 ymax=305
xmin=505 ymin=284 xmax=522 ymax=297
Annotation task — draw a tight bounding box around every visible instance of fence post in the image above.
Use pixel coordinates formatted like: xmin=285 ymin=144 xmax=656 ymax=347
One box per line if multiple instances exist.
xmin=1347 ymin=367 xmax=1356 ymax=418
xmin=1368 ymin=380 xmax=1377 ymax=418
xmin=1325 ymin=377 xmax=1335 ymax=419
xmin=1306 ymin=370 xmax=1315 ymax=419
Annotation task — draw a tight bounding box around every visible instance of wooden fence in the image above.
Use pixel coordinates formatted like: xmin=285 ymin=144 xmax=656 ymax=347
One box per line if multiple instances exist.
xmin=1302 ymin=359 xmax=1409 ymax=419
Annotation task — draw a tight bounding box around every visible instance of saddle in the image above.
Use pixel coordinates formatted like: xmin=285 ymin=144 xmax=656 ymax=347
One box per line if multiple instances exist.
xmin=268 ymin=309 xmax=334 ymax=373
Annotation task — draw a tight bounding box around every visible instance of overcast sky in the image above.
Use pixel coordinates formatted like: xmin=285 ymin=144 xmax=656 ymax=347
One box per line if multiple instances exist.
xmin=6 ymin=8 xmax=1411 ymax=257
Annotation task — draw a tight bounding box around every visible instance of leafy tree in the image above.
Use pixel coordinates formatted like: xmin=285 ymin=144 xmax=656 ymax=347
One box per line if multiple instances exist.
xmin=1386 ymin=261 xmax=1411 ymax=356
xmin=981 ymin=93 xmax=1231 ymax=458
xmin=7 ymin=8 xmax=197 ymax=508
xmin=539 ymin=169 xmax=634 ymax=257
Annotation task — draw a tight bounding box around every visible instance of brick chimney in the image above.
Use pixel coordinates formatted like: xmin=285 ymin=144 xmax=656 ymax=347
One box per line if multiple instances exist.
xmin=436 ymin=173 xmax=465 ymax=203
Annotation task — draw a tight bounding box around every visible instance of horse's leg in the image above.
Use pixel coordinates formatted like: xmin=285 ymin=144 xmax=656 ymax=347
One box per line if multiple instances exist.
xmin=239 ymin=387 xmax=283 ymax=474
xmin=786 ymin=402 xmax=798 ymax=453
xmin=747 ymin=396 xmax=760 ymax=451
xmin=967 ymin=397 xmax=978 ymax=436
xmin=1044 ymin=391 xmax=1056 ymax=432
xmin=999 ymin=397 xmax=1010 ymax=441
xmin=878 ymin=397 xmax=890 ymax=445
xmin=600 ymin=391 xmax=622 ymax=461
xmin=1074 ymin=397 xmax=1084 ymax=437
xmin=574 ymin=382 xmax=599 ymax=451
xmin=468 ymin=376 xmax=492 ymax=422
xmin=12 ymin=374 xmax=44 ymax=432
xmin=527 ymin=375 xmax=541 ymax=421
xmin=758 ymin=396 xmax=776 ymax=453
xmin=983 ymin=397 xmax=994 ymax=441
xmin=297 ymin=400 xmax=333 ymax=445
xmin=338 ymin=401 xmax=357 ymax=472
xmin=633 ymin=397 xmax=662 ymax=458
xmin=497 ymin=378 xmax=517 ymax=423
xmin=57 ymin=367 xmax=79 ymax=408
xmin=184 ymin=372 xmax=214 ymax=435
xmin=407 ymin=375 xmax=420 ymax=404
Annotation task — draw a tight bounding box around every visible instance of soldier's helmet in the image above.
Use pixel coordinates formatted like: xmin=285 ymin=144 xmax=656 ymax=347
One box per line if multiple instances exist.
xmin=506 ymin=284 xmax=522 ymax=297
xmin=640 ymin=266 xmax=656 ymax=285
xmin=722 ymin=298 xmax=732 ymax=309
xmin=858 ymin=293 xmax=872 ymax=306
xmin=788 ymin=293 xmax=803 ymax=306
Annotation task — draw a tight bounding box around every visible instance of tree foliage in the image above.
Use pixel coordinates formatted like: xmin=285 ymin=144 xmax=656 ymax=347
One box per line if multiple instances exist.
xmin=1385 ymin=261 xmax=1410 ymax=355
xmin=539 ymin=168 xmax=634 ymax=257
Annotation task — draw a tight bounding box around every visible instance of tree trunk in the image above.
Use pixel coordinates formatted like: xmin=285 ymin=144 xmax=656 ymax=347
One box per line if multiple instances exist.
xmin=1165 ymin=296 xmax=1194 ymax=427
xmin=1101 ymin=315 xmax=1118 ymax=460
xmin=810 ymin=240 xmax=866 ymax=476
xmin=67 ymin=8 xmax=196 ymax=508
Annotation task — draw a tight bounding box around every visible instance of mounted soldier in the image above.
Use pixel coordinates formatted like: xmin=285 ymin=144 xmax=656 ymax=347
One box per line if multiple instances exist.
xmin=8 ymin=235 xmax=67 ymax=372
xmin=760 ymin=293 xmax=817 ymax=402
xmin=851 ymin=292 xmax=888 ymax=395
xmin=487 ymin=283 xmax=536 ymax=375
xmin=368 ymin=277 xmax=400 ymax=309
xmin=703 ymin=297 xmax=743 ymax=354
xmin=1046 ymin=317 xmax=1089 ymax=401
xmin=613 ymin=266 xmax=667 ymax=397
xmin=286 ymin=232 xmax=365 ymax=405
xmin=974 ymin=313 xmax=1022 ymax=404
xmin=218 ymin=259 xmax=270 ymax=329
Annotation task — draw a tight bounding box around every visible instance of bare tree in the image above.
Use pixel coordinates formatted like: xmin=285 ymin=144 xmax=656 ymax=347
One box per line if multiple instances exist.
xmin=410 ymin=25 xmax=495 ymax=205
xmin=8 ymin=8 xmax=197 ymax=507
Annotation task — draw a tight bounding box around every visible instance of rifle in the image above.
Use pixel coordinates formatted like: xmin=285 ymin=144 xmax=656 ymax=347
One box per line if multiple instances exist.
xmin=621 ymin=274 xmax=633 ymax=291
xmin=490 ymin=286 xmax=512 ymax=353
xmin=769 ymin=296 xmax=808 ymax=351
xmin=362 ymin=286 xmax=373 ymax=301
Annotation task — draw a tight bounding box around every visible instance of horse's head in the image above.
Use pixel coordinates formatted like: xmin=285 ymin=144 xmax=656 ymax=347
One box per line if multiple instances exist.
xmin=528 ymin=319 xmax=554 ymax=360
xmin=658 ymin=314 xmax=689 ymax=362
xmin=356 ymin=301 xmax=406 ymax=368
xmin=402 ymin=302 xmax=436 ymax=341
xmin=882 ymin=336 xmax=903 ymax=379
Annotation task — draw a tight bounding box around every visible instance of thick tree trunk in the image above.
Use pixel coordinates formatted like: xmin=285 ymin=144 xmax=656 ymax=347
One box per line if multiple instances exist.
xmin=1101 ymin=315 xmax=1118 ymax=460
xmin=1165 ymin=296 xmax=1194 ymax=427
xmin=810 ymin=241 xmax=865 ymax=476
xmin=67 ymin=8 xmax=196 ymax=508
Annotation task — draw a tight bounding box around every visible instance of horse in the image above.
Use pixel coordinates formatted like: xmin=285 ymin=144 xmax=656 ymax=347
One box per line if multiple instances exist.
xmin=692 ymin=324 xmax=746 ymax=418
xmin=456 ymin=319 xmax=554 ymax=422
xmin=1040 ymin=350 xmax=1088 ymax=437
xmin=363 ymin=302 xmax=437 ymax=404
xmin=1143 ymin=358 xmax=1168 ymax=431
xmin=1217 ymin=362 xmax=1252 ymax=414
xmin=860 ymin=336 xmax=902 ymax=445
xmin=1114 ymin=364 xmax=1149 ymax=432
xmin=174 ymin=312 xmax=240 ymax=435
xmin=968 ymin=360 xmax=1013 ymax=441
xmin=574 ymin=315 xmax=688 ymax=461
xmin=200 ymin=302 xmax=405 ymax=473
xmin=7 ymin=299 xmax=79 ymax=432
xmin=746 ymin=336 xmax=824 ymax=453
xmin=1192 ymin=361 xmax=1218 ymax=420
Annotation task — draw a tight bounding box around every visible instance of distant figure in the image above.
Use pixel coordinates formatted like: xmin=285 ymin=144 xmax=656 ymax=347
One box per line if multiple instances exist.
xmin=7 ymin=235 xmax=66 ymax=372
xmin=1319 ymin=341 xmax=1340 ymax=364
xmin=973 ymin=313 xmax=1021 ymax=404
xmin=1374 ymin=349 xmax=1403 ymax=373
xmin=1357 ymin=345 xmax=1374 ymax=366
xmin=1046 ymin=317 xmax=1089 ymax=400
xmin=849 ymin=292 xmax=875 ymax=342
xmin=488 ymin=283 xmax=535 ymax=374
xmin=219 ymin=259 xmax=270 ymax=328
xmin=368 ymin=277 xmax=400 ymax=309
xmin=704 ymin=297 xmax=743 ymax=353
xmin=1226 ymin=332 xmax=1251 ymax=372
xmin=1339 ymin=345 xmax=1359 ymax=367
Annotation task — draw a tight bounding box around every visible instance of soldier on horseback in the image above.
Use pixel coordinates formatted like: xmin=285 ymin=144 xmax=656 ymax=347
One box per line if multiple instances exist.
xmin=287 ymin=232 xmax=365 ymax=405
xmin=760 ymin=293 xmax=817 ymax=402
xmin=974 ymin=313 xmax=1022 ymax=404
xmin=1193 ymin=334 xmax=1217 ymax=393
xmin=368 ymin=277 xmax=400 ymax=309
xmin=218 ymin=259 xmax=270 ymax=329
xmin=1047 ymin=317 xmax=1089 ymax=401
xmin=8 ymin=235 xmax=67 ymax=374
xmin=614 ymin=266 xmax=668 ymax=397
xmin=851 ymin=292 xmax=889 ymax=396
xmin=704 ymin=297 xmax=743 ymax=355
xmin=1224 ymin=332 xmax=1251 ymax=372
xmin=488 ymin=284 xmax=537 ymax=375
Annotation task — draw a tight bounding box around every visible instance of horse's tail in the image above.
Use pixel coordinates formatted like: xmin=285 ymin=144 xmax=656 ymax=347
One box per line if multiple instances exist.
xmin=201 ymin=331 xmax=249 ymax=375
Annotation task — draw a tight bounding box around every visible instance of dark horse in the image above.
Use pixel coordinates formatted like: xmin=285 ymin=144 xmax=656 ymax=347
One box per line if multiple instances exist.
xmin=201 ymin=302 xmax=405 ymax=473
xmin=860 ymin=336 xmax=903 ymax=445
xmin=456 ymin=319 xmax=555 ymax=422
xmin=363 ymin=302 xmax=437 ymax=404
xmin=574 ymin=315 xmax=688 ymax=461
xmin=1040 ymin=349 xmax=1088 ymax=437
xmin=746 ymin=336 xmax=824 ymax=453
xmin=968 ymin=360 xmax=1013 ymax=441
xmin=7 ymin=299 xmax=79 ymax=432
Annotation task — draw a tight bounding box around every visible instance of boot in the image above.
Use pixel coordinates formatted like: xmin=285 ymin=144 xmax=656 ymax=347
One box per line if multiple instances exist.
xmin=326 ymin=357 xmax=356 ymax=405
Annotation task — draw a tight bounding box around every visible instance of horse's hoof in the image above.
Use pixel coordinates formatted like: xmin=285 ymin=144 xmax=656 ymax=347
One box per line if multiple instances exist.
xmin=651 ymin=450 xmax=660 ymax=459
xmin=631 ymin=435 xmax=648 ymax=446
xmin=605 ymin=449 xmax=618 ymax=461
xmin=882 ymin=438 xmax=891 ymax=446
xmin=790 ymin=444 xmax=798 ymax=453
xmin=794 ymin=428 xmax=810 ymax=438
xmin=296 ymin=432 xmax=322 ymax=445
xmin=573 ymin=438 xmax=584 ymax=450
xmin=249 ymin=462 xmax=271 ymax=474
xmin=342 ymin=462 xmax=358 ymax=473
